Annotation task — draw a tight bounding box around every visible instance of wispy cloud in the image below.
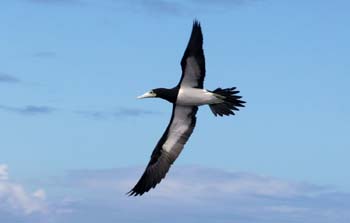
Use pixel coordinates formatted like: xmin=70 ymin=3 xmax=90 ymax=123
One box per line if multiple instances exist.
xmin=126 ymin=0 xmax=256 ymax=15
xmin=139 ymin=0 xmax=183 ymax=15
xmin=27 ymin=0 xmax=255 ymax=15
xmin=0 ymin=105 xmax=153 ymax=118
xmin=63 ymin=166 xmax=327 ymax=198
xmin=33 ymin=51 xmax=57 ymax=59
xmin=75 ymin=110 xmax=107 ymax=119
xmin=76 ymin=107 xmax=158 ymax=119
xmin=0 ymin=164 xmax=47 ymax=215
xmin=42 ymin=166 xmax=350 ymax=223
xmin=28 ymin=0 xmax=80 ymax=4
xmin=0 ymin=73 xmax=20 ymax=84
xmin=114 ymin=107 xmax=158 ymax=117
xmin=0 ymin=105 xmax=55 ymax=115
xmin=192 ymin=0 xmax=255 ymax=5
xmin=0 ymin=165 xmax=9 ymax=180
xmin=1 ymin=166 xmax=350 ymax=223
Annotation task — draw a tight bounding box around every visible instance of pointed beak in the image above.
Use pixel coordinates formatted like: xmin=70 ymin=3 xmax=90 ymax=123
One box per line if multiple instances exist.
xmin=137 ymin=91 xmax=156 ymax=99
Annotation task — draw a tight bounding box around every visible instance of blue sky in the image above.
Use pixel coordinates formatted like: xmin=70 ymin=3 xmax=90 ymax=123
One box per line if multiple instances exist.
xmin=1 ymin=0 xmax=350 ymax=222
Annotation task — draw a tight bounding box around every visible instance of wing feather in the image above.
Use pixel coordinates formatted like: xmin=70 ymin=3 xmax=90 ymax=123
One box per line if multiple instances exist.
xmin=128 ymin=105 xmax=198 ymax=196
xmin=178 ymin=20 xmax=206 ymax=88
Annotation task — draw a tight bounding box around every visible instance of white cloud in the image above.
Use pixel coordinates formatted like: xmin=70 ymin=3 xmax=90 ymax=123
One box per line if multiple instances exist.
xmin=0 ymin=164 xmax=47 ymax=215
xmin=67 ymin=166 xmax=322 ymax=198
xmin=1 ymin=165 xmax=349 ymax=223
xmin=47 ymin=166 xmax=349 ymax=223
xmin=32 ymin=189 xmax=46 ymax=200
xmin=0 ymin=164 xmax=9 ymax=180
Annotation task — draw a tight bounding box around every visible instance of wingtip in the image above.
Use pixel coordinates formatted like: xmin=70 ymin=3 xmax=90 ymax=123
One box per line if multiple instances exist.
xmin=193 ymin=19 xmax=201 ymax=27
xmin=126 ymin=189 xmax=138 ymax=197
xmin=127 ymin=188 xmax=145 ymax=197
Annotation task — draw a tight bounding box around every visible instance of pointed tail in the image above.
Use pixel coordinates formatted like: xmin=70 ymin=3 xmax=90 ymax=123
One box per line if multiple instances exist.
xmin=209 ymin=87 xmax=246 ymax=117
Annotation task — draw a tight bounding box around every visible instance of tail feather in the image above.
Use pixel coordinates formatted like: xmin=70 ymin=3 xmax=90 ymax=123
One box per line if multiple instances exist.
xmin=209 ymin=87 xmax=245 ymax=117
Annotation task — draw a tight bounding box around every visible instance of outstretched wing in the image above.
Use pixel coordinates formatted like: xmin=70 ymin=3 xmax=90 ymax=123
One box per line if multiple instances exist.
xmin=128 ymin=105 xmax=198 ymax=196
xmin=178 ymin=20 xmax=206 ymax=89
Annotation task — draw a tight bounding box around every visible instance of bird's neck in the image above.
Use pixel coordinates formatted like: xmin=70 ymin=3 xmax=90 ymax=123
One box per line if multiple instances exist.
xmin=157 ymin=87 xmax=179 ymax=103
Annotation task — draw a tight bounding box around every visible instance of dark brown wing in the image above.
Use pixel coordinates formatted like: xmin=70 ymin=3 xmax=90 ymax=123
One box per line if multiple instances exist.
xmin=128 ymin=105 xmax=198 ymax=196
xmin=178 ymin=20 xmax=206 ymax=89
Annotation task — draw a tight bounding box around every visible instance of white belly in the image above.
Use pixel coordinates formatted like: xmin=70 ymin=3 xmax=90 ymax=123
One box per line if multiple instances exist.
xmin=176 ymin=88 xmax=221 ymax=106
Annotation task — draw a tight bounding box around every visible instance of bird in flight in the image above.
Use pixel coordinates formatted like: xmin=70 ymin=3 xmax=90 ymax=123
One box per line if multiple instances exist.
xmin=128 ymin=20 xmax=245 ymax=196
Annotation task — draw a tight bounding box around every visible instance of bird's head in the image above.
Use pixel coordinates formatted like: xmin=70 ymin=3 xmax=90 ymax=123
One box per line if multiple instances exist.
xmin=137 ymin=89 xmax=158 ymax=99
xmin=137 ymin=88 xmax=177 ymax=103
